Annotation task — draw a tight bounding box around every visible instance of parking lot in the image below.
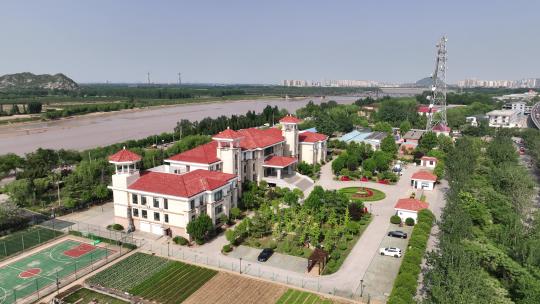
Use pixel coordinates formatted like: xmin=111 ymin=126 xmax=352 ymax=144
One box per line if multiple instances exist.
xmin=359 ymin=224 xmax=414 ymax=301
xmin=227 ymin=245 xmax=308 ymax=274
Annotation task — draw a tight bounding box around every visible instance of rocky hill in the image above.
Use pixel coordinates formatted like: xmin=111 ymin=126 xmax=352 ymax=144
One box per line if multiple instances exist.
xmin=0 ymin=72 xmax=79 ymax=91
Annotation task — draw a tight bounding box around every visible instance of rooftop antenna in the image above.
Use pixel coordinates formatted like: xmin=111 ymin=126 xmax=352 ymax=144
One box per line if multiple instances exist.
xmin=426 ymin=35 xmax=448 ymax=131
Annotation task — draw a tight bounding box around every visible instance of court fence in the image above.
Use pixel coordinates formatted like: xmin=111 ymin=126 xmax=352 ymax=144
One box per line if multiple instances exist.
xmin=0 ymin=225 xmax=64 ymax=261
xmin=4 ymin=221 xmax=138 ymax=304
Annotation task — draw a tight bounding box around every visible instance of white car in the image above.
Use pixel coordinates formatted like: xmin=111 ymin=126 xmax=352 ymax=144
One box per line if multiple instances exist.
xmin=379 ymin=247 xmax=402 ymax=258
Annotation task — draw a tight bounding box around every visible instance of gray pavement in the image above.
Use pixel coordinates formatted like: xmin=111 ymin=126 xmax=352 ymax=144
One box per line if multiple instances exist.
xmin=227 ymin=245 xmax=308 ymax=274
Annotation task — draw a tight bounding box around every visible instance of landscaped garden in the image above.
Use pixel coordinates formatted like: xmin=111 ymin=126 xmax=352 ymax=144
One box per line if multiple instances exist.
xmin=86 ymin=253 xmax=216 ymax=304
xmin=226 ymin=182 xmax=373 ymax=274
xmin=338 ymin=187 xmax=386 ymax=202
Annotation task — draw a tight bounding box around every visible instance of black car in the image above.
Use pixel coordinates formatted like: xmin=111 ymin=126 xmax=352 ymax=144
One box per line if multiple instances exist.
xmin=388 ymin=230 xmax=408 ymax=239
xmin=257 ymin=248 xmax=274 ymax=262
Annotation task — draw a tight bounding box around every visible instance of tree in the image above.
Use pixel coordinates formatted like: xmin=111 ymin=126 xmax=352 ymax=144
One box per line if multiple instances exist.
xmin=362 ymin=158 xmax=377 ymax=173
xmin=380 ymin=135 xmax=398 ymax=156
xmin=372 ymin=151 xmax=392 ymax=172
xmin=487 ymin=136 xmax=517 ymax=166
xmin=418 ymin=132 xmax=438 ymax=152
xmin=186 ymin=214 xmax=214 ymax=242
xmin=5 ymin=179 xmax=32 ymax=206
xmin=437 ymin=134 xmax=454 ymax=154
xmin=230 ymin=207 xmax=241 ymax=220
xmin=399 ymin=120 xmax=412 ymax=135
xmin=27 ymin=102 xmax=43 ymax=114
xmin=0 ymin=153 xmax=24 ymax=177
xmin=373 ymin=122 xmax=393 ymax=133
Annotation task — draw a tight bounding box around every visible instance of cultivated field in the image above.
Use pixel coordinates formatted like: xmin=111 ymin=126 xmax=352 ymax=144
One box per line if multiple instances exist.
xmin=183 ymin=272 xmax=287 ymax=304
xmin=86 ymin=252 xmax=170 ymax=291
xmin=62 ymin=288 xmax=127 ymax=304
xmin=276 ymin=289 xmax=335 ymax=304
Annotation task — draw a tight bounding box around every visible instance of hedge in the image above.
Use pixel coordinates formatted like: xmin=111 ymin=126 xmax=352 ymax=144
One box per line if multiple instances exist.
xmin=68 ymin=230 xmax=137 ymax=250
xmin=387 ymin=209 xmax=435 ymax=304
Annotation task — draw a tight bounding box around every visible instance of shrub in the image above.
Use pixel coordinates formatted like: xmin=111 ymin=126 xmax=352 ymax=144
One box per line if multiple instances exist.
xmin=390 ymin=215 xmax=402 ymax=224
xmin=405 ymin=217 xmax=415 ymax=226
xmin=111 ymin=223 xmax=124 ymax=231
xmin=195 ymin=238 xmax=205 ymax=245
xmin=222 ymin=244 xmax=232 ymax=253
xmin=230 ymin=207 xmax=241 ymax=220
xmin=268 ymin=241 xmax=278 ymax=249
xmin=173 ymin=236 xmax=189 ymax=246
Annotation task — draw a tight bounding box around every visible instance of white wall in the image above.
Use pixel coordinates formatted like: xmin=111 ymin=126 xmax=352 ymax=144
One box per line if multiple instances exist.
xmin=412 ymin=179 xmax=435 ymax=191
xmin=396 ymin=209 xmax=418 ymax=223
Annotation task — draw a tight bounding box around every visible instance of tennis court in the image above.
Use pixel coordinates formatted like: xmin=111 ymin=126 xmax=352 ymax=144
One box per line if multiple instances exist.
xmin=0 ymin=239 xmax=111 ymax=304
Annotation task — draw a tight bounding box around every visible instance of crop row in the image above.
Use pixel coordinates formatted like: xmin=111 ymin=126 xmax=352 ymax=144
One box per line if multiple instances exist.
xmin=276 ymin=289 xmax=333 ymax=304
xmin=87 ymin=253 xmax=170 ymax=291
xmin=130 ymin=261 xmax=217 ymax=304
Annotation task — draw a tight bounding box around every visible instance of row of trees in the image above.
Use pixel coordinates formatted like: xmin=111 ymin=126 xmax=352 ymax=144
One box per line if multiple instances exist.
xmin=422 ymin=133 xmax=540 ymax=303
xmin=296 ymin=100 xmax=368 ymax=136
xmin=0 ymin=102 xmax=42 ymax=116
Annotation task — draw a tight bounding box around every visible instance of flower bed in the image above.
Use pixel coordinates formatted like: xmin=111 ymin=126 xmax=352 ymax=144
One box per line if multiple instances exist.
xmin=339 ymin=187 xmax=386 ymax=202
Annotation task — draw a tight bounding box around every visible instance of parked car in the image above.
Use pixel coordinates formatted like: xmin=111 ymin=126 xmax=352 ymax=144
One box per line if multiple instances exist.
xmin=379 ymin=247 xmax=402 ymax=258
xmin=388 ymin=230 xmax=408 ymax=239
xmin=257 ymin=248 xmax=274 ymax=262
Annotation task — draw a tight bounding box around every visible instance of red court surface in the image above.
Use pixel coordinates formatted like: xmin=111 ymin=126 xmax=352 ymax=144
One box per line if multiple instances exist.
xmin=63 ymin=243 xmax=97 ymax=258
xmin=18 ymin=268 xmax=41 ymax=278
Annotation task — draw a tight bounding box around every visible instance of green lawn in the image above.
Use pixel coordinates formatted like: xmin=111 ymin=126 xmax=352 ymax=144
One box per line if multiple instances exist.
xmin=339 ymin=187 xmax=386 ymax=202
xmin=129 ymin=261 xmax=217 ymax=304
xmin=275 ymin=289 xmax=333 ymax=304
xmin=63 ymin=288 xmax=127 ymax=304
xmin=0 ymin=227 xmax=64 ymax=260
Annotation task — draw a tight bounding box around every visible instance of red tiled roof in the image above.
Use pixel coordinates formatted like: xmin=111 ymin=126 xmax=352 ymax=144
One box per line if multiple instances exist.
xmin=213 ymin=128 xmax=243 ymax=140
xmin=237 ymin=128 xmax=284 ymax=149
xmin=128 ymin=169 xmax=236 ymax=198
xmin=279 ymin=115 xmax=302 ymax=124
xmin=411 ymin=170 xmax=437 ymax=182
xmin=263 ymin=156 xmax=297 ymax=167
xmin=418 ymin=105 xmax=438 ymax=113
xmin=432 ymin=123 xmax=451 ymax=132
xmin=108 ymin=148 xmax=141 ymax=162
xmin=395 ymin=198 xmax=429 ymax=211
xmin=299 ymin=131 xmax=328 ymax=143
xmin=421 ymin=156 xmax=437 ymax=161
xmin=167 ymin=141 xmax=219 ymax=164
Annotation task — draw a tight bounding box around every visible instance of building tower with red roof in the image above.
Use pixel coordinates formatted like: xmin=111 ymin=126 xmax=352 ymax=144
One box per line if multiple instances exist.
xmin=280 ymin=115 xmax=301 ymax=158
xmin=212 ymin=127 xmax=243 ymax=184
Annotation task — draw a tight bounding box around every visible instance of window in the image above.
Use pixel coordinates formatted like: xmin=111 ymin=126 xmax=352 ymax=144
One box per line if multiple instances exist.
xmin=154 ymin=212 xmax=160 ymax=221
xmin=132 ymin=194 xmax=138 ymax=204
xmin=153 ymin=197 xmax=159 ymax=208
xmin=163 ymin=199 xmax=168 ymax=210
xmin=164 ymin=214 xmax=169 ymax=223
xmin=141 ymin=196 xmax=147 ymax=205
xmin=215 ymin=205 xmax=223 ymax=215
xmin=264 ymin=146 xmax=274 ymax=156
xmin=132 ymin=208 xmax=139 ymax=217
xmin=214 ymin=190 xmax=223 ymax=201
xmin=190 ymin=200 xmax=195 ymax=210
xmin=142 ymin=210 xmax=147 ymax=219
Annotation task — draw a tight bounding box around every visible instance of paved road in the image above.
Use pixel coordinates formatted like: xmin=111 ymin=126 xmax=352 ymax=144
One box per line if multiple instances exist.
xmin=0 ymin=96 xmax=356 ymax=155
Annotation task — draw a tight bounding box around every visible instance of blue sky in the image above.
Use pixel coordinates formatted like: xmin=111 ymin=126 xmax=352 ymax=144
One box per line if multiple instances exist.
xmin=1 ymin=0 xmax=539 ymax=84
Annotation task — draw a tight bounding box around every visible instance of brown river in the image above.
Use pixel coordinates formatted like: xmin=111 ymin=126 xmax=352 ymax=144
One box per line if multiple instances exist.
xmin=0 ymin=96 xmax=358 ymax=155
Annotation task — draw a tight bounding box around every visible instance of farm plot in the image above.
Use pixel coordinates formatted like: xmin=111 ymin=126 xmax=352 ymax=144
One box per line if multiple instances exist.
xmin=62 ymin=288 xmax=128 ymax=304
xmin=275 ymin=289 xmax=335 ymax=304
xmin=129 ymin=261 xmax=216 ymax=304
xmin=183 ymin=272 xmax=287 ymax=304
xmin=87 ymin=253 xmax=170 ymax=291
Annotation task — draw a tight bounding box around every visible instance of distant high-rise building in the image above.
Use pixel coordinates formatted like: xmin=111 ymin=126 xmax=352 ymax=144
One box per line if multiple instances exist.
xmin=458 ymin=78 xmax=540 ymax=88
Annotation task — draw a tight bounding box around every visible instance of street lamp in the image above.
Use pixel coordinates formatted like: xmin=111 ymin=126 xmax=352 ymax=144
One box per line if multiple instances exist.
xmin=239 ymin=257 xmax=242 ymax=274
xmin=167 ymin=241 xmax=170 ymax=257
xmin=360 ymin=279 xmax=364 ymax=297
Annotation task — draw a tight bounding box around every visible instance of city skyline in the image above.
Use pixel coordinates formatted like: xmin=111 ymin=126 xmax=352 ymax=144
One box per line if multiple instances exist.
xmin=1 ymin=0 xmax=539 ymax=84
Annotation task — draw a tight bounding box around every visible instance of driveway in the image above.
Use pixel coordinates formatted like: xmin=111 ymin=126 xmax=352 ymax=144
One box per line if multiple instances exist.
xmin=227 ymin=245 xmax=307 ymax=274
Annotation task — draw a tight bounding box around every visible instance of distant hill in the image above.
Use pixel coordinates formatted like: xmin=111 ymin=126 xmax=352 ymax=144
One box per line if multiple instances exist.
xmin=415 ymin=77 xmax=435 ymax=87
xmin=0 ymin=72 xmax=79 ymax=91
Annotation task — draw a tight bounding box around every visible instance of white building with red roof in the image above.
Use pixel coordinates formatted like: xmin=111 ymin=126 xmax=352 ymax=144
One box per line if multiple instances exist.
xmin=411 ymin=170 xmax=437 ymax=190
xmin=394 ymin=198 xmax=429 ymax=223
xmin=420 ymin=156 xmax=438 ymax=168
xmin=107 ymin=115 xmax=328 ymax=238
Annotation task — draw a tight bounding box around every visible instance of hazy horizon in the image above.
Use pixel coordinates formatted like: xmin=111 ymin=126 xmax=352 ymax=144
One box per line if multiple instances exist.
xmin=1 ymin=0 xmax=539 ymax=84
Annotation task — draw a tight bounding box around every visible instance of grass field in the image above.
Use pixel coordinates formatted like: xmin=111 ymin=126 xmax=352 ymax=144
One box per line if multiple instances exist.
xmin=0 ymin=227 xmax=63 ymax=260
xmin=0 ymin=239 xmax=110 ymax=304
xmin=275 ymin=289 xmax=334 ymax=304
xmin=87 ymin=253 xmax=171 ymax=291
xmin=130 ymin=260 xmax=217 ymax=304
xmin=62 ymin=288 xmax=127 ymax=304
xmin=183 ymin=272 xmax=286 ymax=304
xmin=338 ymin=187 xmax=386 ymax=202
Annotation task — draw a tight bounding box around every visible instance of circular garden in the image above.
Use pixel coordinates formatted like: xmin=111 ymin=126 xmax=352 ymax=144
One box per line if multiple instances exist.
xmin=339 ymin=187 xmax=386 ymax=202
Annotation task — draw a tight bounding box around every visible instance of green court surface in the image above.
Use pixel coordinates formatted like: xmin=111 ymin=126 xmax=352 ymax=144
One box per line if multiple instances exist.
xmin=0 ymin=239 xmax=111 ymax=304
